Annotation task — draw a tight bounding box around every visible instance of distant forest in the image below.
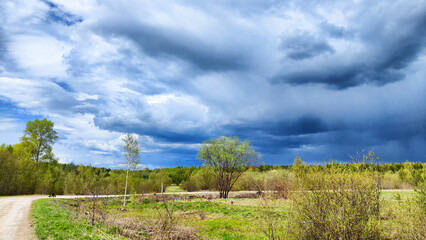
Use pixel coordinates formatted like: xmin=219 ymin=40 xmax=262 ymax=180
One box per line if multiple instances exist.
xmin=1 ymin=118 xmax=425 ymax=196
xmin=1 ymin=141 xmax=425 ymax=196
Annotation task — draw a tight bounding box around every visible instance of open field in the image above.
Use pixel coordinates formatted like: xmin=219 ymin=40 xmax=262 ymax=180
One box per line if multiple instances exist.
xmin=34 ymin=195 xmax=287 ymax=239
xmin=30 ymin=189 xmax=422 ymax=240
xmin=165 ymin=185 xmax=188 ymax=193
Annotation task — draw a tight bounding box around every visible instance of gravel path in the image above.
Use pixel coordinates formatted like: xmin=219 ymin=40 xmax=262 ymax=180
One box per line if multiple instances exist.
xmin=0 ymin=195 xmax=44 ymax=240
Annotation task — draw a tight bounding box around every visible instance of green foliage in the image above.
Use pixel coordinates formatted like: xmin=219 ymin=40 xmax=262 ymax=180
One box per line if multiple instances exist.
xmin=0 ymin=144 xmax=16 ymax=195
xmin=385 ymin=186 xmax=426 ymax=239
xmin=167 ymin=166 xmax=195 ymax=185
xmin=180 ymin=167 xmax=216 ymax=191
xmin=292 ymin=156 xmax=303 ymax=166
xmin=21 ymin=119 xmax=58 ymax=162
xmin=123 ymin=133 xmax=141 ymax=171
xmin=287 ymin=168 xmax=384 ymax=239
xmin=233 ymin=169 xmax=293 ymax=197
xmin=197 ymin=136 xmax=261 ymax=198
xmin=382 ymin=171 xmax=413 ymax=189
xmin=148 ymin=169 xmax=172 ymax=192
xmin=415 ymin=183 xmax=426 ymax=215
xmin=291 ymin=156 xmax=306 ymax=180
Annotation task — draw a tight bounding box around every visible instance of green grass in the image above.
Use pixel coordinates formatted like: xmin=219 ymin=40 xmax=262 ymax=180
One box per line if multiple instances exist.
xmin=33 ymin=190 xmax=420 ymax=239
xmin=165 ymin=184 xmax=187 ymax=193
xmin=32 ymin=198 xmax=122 ymax=240
xmin=55 ymin=196 xmax=288 ymax=239
xmin=381 ymin=190 xmax=416 ymax=200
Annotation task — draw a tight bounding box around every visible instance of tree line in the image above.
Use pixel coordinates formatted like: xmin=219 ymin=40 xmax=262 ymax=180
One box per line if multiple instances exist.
xmin=1 ymin=119 xmax=425 ymax=197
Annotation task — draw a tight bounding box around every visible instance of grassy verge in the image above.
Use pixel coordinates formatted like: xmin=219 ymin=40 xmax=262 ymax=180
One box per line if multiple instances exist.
xmin=32 ymin=198 xmax=122 ymax=240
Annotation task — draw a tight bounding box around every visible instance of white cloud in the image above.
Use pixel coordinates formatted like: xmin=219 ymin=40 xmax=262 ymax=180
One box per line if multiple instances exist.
xmin=0 ymin=118 xmax=19 ymax=131
xmin=9 ymin=34 xmax=71 ymax=77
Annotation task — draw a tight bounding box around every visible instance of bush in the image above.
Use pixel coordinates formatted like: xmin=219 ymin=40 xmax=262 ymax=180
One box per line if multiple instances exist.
xmin=233 ymin=169 xmax=293 ymax=198
xmin=287 ymin=168 xmax=384 ymax=239
xmin=181 ymin=178 xmax=198 ymax=192
xmin=388 ymin=184 xmax=426 ymax=239
xmin=264 ymin=170 xmax=293 ymax=199
xmin=233 ymin=171 xmax=263 ymax=191
xmin=180 ymin=168 xmax=216 ymax=192
xmin=382 ymin=171 xmax=413 ymax=189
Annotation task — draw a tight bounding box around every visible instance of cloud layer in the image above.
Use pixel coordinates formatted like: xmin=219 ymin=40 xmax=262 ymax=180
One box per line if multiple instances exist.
xmin=0 ymin=0 xmax=425 ymax=168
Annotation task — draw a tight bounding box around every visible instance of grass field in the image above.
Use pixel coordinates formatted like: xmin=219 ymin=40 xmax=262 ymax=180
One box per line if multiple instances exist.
xmin=165 ymin=184 xmax=187 ymax=193
xmin=31 ymin=189 xmax=420 ymax=239
xmin=32 ymin=198 xmax=123 ymax=239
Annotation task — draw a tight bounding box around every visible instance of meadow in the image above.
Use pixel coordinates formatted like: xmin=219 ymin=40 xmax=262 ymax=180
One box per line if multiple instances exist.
xmin=32 ymin=187 xmax=424 ymax=240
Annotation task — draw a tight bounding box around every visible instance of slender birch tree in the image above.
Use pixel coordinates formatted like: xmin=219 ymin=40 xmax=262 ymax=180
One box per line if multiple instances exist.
xmin=123 ymin=133 xmax=140 ymax=206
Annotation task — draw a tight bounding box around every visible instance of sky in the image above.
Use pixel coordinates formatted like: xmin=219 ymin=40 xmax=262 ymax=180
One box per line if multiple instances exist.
xmin=0 ymin=0 xmax=425 ymax=169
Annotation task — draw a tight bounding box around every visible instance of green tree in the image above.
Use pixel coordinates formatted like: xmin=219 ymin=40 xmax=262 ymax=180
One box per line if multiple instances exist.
xmin=13 ymin=142 xmax=37 ymax=194
xmin=197 ymin=136 xmax=261 ymax=198
xmin=21 ymin=119 xmax=58 ymax=162
xmin=293 ymin=156 xmax=303 ymax=166
xmin=123 ymin=133 xmax=141 ymax=206
xmin=0 ymin=144 xmax=17 ymax=195
xmin=292 ymin=156 xmax=306 ymax=179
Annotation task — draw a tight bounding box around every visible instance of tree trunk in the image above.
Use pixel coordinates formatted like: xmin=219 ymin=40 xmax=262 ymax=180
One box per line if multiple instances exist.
xmin=36 ymin=142 xmax=42 ymax=162
xmin=123 ymin=162 xmax=129 ymax=207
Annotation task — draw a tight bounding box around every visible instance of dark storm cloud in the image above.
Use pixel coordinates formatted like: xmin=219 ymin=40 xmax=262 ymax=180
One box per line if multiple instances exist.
xmin=278 ymin=67 xmax=406 ymax=89
xmin=93 ymin=115 xmax=209 ymax=144
xmin=228 ymin=116 xmax=331 ymax=138
xmin=275 ymin=2 xmax=426 ymax=89
xmin=320 ymin=21 xmax=351 ymax=39
xmin=281 ymin=33 xmax=334 ymax=60
xmin=97 ymin=22 xmax=248 ymax=71
xmin=221 ymin=117 xmax=335 ymax=155
xmin=42 ymin=0 xmax=83 ymax=26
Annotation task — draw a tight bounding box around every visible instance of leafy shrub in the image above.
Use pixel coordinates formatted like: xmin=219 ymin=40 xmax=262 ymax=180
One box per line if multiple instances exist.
xmin=180 ymin=167 xmax=216 ymax=192
xmin=287 ymin=168 xmax=384 ymax=239
xmin=233 ymin=169 xmax=293 ymax=199
xmin=382 ymin=171 xmax=413 ymax=189
xmin=264 ymin=170 xmax=293 ymax=199
xmin=233 ymin=171 xmax=263 ymax=191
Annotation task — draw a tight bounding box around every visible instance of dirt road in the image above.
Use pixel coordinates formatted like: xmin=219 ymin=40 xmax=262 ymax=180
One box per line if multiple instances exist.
xmin=0 ymin=195 xmax=45 ymax=240
xmin=0 ymin=194 xmax=141 ymax=240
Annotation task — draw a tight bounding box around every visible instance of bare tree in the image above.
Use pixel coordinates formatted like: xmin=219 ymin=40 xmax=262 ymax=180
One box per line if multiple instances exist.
xmin=123 ymin=133 xmax=140 ymax=207
xmin=348 ymin=149 xmax=380 ymax=164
